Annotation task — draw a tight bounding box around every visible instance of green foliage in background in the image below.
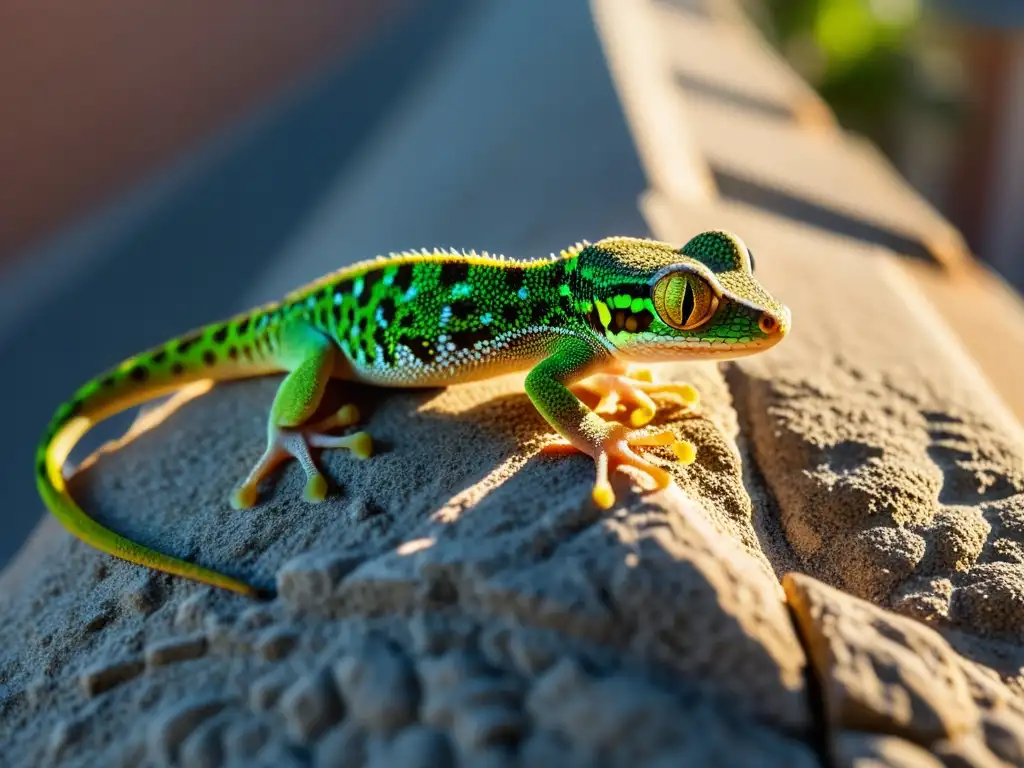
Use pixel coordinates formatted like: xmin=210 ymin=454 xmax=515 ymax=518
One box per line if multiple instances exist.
xmin=758 ymin=0 xmax=922 ymax=139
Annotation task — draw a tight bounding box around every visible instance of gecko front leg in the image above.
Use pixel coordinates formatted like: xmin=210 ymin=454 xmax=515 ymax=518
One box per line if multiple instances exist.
xmin=230 ymin=322 xmax=372 ymax=509
xmin=525 ymin=337 xmax=695 ymax=510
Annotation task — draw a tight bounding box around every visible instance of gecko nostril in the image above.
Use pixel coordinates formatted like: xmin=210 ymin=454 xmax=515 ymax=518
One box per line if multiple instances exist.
xmin=758 ymin=312 xmax=779 ymax=334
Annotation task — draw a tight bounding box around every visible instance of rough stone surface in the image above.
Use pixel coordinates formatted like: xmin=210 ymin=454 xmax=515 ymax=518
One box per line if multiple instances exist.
xmin=145 ymin=633 xmax=208 ymax=667
xmin=0 ymin=362 xmax=813 ymax=766
xmin=830 ymin=731 xmax=945 ymax=768
xmin=332 ymin=635 xmax=419 ymax=734
xmin=645 ymin=194 xmax=1024 ymax=671
xmin=79 ymin=656 xmax=145 ymax=697
xmin=786 ymin=573 xmax=1024 ymax=764
xmin=279 ymin=667 xmax=345 ymax=743
xmin=786 ymin=573 xmax=982 ymax=744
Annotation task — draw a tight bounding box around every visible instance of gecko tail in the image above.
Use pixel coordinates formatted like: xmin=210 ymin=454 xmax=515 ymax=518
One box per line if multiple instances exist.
xmin=33 ymin=317 xmax=281 ymax=598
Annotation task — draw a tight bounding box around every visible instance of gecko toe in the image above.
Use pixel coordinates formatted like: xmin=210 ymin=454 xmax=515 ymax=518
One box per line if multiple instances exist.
xmin=303 ymin=473 xmax=330 ymax=503
xmin=629 ymin=406 xmax=655 ymax=427
xmin=230 ymin=484 xmax=260 ymax=510
xmin=592 ymin=481 xmax=615 ymax=509
xmin=671 ymin=440 xmax=697 ymax=464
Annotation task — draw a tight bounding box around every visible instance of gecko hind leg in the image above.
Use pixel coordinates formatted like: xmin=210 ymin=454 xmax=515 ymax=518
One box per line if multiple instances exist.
xmin=229 ymin=323 xmax=373 ymax=510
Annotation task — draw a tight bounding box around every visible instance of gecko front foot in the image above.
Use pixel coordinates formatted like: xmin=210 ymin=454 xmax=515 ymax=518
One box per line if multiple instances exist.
xmin=540 ymin=424 xmax=696 ymax=510
xmin=573 ymin=371 xmax=699 ymax=427
xmin=230 ymin=404 xmax=372 ymax=510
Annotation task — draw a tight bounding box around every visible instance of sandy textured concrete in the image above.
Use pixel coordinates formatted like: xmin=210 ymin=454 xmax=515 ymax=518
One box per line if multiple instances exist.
xmin=0 ymin=365 xmax=819 ymax=766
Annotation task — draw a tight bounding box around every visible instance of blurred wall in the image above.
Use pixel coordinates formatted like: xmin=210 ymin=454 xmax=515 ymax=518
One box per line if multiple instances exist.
xmin=0 ymin=0 xmax=404 ymax=263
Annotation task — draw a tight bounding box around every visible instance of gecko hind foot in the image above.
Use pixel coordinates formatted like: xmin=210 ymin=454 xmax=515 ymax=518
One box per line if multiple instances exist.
xmin=230 ymin=404 xmax=372 ymax=510
xmin=540 ymin=425 xmax=697 ymax=510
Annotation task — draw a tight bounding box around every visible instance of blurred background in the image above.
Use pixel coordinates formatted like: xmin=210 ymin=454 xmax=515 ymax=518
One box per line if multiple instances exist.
xmin=0 ymin=0 xmax=1021 ymax=569
xmin=749 ymin=0 xmax=1024 ymax=284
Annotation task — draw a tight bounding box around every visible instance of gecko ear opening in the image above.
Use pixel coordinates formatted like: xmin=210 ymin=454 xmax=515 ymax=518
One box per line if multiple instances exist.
xmin=652 ymin=271 xmax=719 ymax=330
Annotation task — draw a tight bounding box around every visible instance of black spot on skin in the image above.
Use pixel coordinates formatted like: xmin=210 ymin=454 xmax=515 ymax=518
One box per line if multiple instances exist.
xmin=37 ymin=459 xmax=47 ymax=477
xmin=227 ymin=346 xmax=238 ymax=360
xmin=409 ymin=339 xmax=436 ymax=365
xmin=152 ymin=350 xmax=167 ymax=364
xmin=212 ymin=326 xmax=229 ymax=344
xmin=372 ymin=327 xmax=391 ymax=364
xmin=449 ymin=299 xmax=474 ymax=319
xmin=377 ymin=298 xmax=395 ymax=325
xmin=236 ymin=317 xmax=251 ymax=335
xmin=240 ymin=348 xmax=252 ymax=362
xmin=505 ymin=269 xmax=524 ymax=291
xmin=333 ymin=280 xmax=352 ymax=300
xmin=129 ymin=366 xmax=148 ymax=383
xmin=101 ymin=376 xmax=117 ymax=388
xmin=501 ymin=305 xmax=518 ymax=324
xmin=176 ymin=331 xmax=203 ymax=353
xmin=171 ymin=362 xmax=185 ymax=375
xmin=558 ymin=292 xmax=575 ymax=315
xmin=392 ymin=263 xmax=414 ymax=292
xmin=362 ymin=269 xmax=384 ymax=294
xmin=203 ymin=350 xmax=217 ymax=367
xmin=398 ymin=312 xmax=415 ymax=328
xmin=332 ymin=303 xmax=343 ymax=324
xmin=531 ymin=304 xmax=547 ymax=324
xmin=440 ymin=261 xmax=470 ymax=286
xmin=450 ymin=327 xmax=491 ymax=349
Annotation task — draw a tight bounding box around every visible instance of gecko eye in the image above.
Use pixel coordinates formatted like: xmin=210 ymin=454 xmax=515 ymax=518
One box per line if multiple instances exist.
xmin=652 ymin=271 xmax=719 ymax=330
xmin=758 ymin=313 xmax=778 ymax=334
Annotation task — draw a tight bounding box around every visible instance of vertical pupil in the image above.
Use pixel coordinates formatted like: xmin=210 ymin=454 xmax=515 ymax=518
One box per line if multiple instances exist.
xmin=681 ymin=279 xmax=695 ymax=323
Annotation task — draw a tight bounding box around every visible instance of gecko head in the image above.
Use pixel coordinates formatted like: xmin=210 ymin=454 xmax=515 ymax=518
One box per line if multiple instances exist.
xmin=577 ymin=232 xmax=790 ymax=362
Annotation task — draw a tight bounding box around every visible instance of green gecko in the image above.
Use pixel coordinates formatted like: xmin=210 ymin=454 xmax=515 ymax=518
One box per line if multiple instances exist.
xmin=36 ymin=231 xmax=790 ymax=597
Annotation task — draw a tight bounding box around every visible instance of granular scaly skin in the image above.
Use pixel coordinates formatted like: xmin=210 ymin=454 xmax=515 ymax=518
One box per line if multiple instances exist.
xmin=35 ymin=232 xmax=791 ymax=596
